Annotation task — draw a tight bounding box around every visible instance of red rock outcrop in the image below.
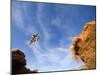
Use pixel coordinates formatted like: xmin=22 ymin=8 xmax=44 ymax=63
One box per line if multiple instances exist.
xmin=71 ymin=20 xmax=96 ymax=69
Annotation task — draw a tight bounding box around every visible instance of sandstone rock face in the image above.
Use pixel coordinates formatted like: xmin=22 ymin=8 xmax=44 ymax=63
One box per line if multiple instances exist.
xmin=71 ymin=21 xmax=96 ymax=69
xmin=12 ymin=48 xmax=38 ymax=74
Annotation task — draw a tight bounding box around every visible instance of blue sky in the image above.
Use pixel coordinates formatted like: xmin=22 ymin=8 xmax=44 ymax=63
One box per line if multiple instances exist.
xmin=12 ymin=1 xmax=96 ymax=72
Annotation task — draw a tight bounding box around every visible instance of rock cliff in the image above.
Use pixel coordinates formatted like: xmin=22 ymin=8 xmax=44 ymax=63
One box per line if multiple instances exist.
xmin=12 ymin=48 xmax=38 ymax=74
xmin=71 ymin=20 xmax=96 ymax=69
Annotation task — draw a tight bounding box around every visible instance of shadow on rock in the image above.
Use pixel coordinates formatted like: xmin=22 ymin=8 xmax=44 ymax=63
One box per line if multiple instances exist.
xmin=12 ymin=48 xmax=38 ymax=74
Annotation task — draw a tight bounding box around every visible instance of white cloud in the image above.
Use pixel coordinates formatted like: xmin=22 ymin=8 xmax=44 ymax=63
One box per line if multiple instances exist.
xmin=12 ymin=2 xmax=38 ymax=35
xmin=27 ymin=42 xmax=84 ymax=72
xmin=36 ymin=3 xmax=51 ymax=39
xmin=51 ymin=17 xmax=62 ymax=27
xmin=24 ymin=25 xmax=37 ymax=35
xmin=36 ymin=3 xmax=55 ymax=49
xmin=12 ymin=3 xmax=25 ymax=29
